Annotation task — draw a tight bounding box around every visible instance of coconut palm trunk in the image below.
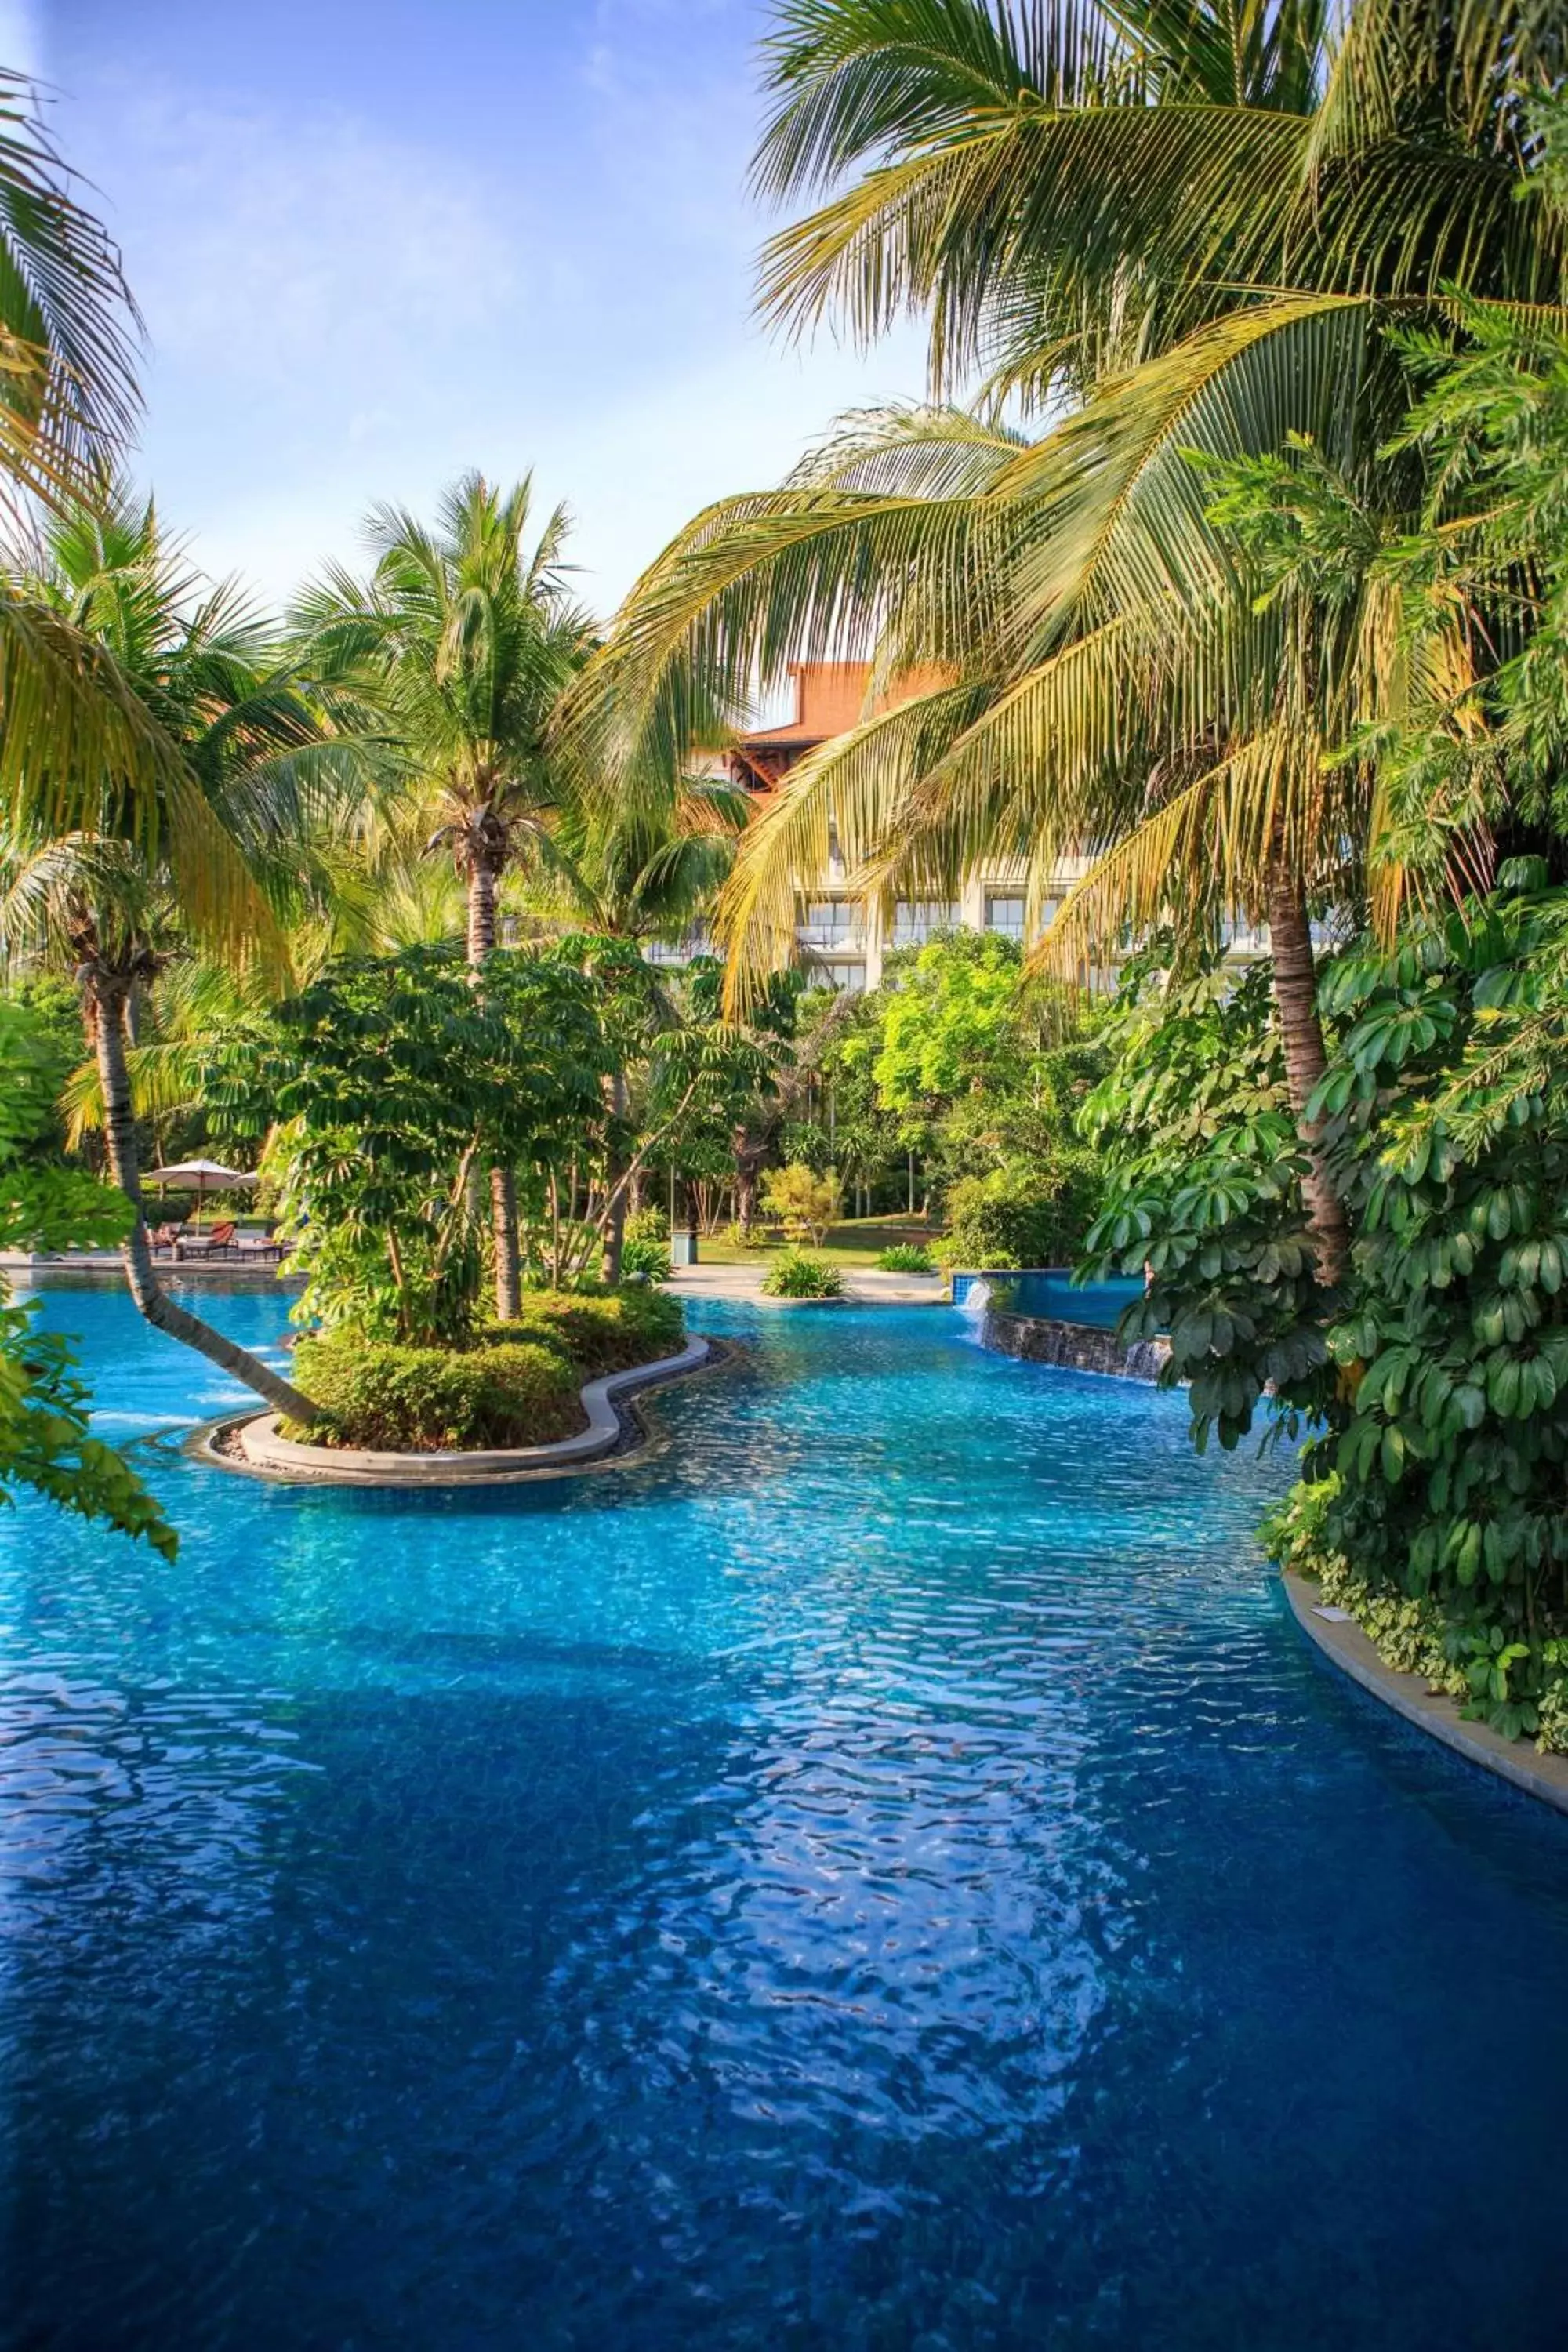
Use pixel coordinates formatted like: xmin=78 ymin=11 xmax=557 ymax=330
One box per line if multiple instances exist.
xmin=90 ymin=973 xmax=321 ymax=1424
xmin=1264 ymin=869 xmax=1351 ymax=1288
xmin=463 ymin=838 xmax=524 ymax=1317
xmin=466 ymin=843 xmax=499 ymax=960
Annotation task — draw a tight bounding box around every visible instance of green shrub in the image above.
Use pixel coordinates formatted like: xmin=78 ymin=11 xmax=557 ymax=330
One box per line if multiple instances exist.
xmin=289 ymin=1333 xmax=582 ymax=1452
xmin=625 ymin=1206 xmax=669 ymax=1243
xmin=938 ymin=1163 xmax=1095 ymax=1271
xmin=762 ymin=1250 xmax=845 ymax=1299
xmin=290 ymin=1286 xmax=686 ymax=1452
xmin=488 ymin=1283 xmax=684 ymax=1377
xmin=874 ymin=1242 xmax=935 ymax=1272
xmin=620 ymin=1235 xmax=673 ymax=1282
xmin=760 ymin=1162 xmax=840 ymax=1243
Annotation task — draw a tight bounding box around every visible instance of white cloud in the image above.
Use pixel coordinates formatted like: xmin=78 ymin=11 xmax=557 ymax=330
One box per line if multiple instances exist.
xmin=34 ymin=17 xmax=942 ymax=624
xmin=98 ymin=81 xmax=524 ymax=391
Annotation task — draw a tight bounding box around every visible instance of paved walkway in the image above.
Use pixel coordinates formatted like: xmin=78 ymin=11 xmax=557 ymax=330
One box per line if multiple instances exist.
xmin=5 ymin=1250 xmax=950 ymax=1309
xmin=666 ymin=1261 xmax=948 ymax=1307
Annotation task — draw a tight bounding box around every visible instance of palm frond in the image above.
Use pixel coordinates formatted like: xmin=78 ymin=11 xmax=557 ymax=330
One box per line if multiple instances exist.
xmin=0 ymin=71 xmax=141 ymax=501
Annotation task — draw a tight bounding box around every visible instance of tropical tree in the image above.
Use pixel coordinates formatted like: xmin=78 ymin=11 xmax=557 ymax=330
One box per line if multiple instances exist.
xmin=537 ymin=776 xmax=747 ymax=1278
xmin=0 ymin=69 xmax=226 ymax=868
xmin=0 ymin=69 xmax=273 ymax=1537
xmin=752 ymin=0 xmax=1561 ymax=401
xmin=577 ymin=0 xmax=1568 ymax=1285
xmin=295 ymin=474 xmax=597 ymax=1315
xmin=2 ymin=485 xmax=325 ymax=1421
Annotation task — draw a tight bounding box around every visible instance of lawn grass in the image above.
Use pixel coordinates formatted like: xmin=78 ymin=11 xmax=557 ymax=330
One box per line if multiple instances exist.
xmin=691 ymin=1214 xmax=940 ymax=1269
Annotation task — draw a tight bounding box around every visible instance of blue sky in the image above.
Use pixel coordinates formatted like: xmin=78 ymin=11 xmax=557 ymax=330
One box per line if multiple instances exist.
xmin=15 ymin=0 xmax=928 ymax=619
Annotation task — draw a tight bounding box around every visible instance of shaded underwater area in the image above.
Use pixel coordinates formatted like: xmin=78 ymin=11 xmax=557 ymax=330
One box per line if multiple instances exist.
xmin=2 ymin=1287 xmax=1566 ymax=2349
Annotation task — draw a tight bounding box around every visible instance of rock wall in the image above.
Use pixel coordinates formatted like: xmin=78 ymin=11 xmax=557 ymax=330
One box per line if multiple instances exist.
xmin=982 ymin=1308 xmax=1168 ymax=1383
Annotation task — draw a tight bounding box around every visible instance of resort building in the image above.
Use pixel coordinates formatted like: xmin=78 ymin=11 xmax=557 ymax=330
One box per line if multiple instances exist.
xmin=653 ymin=662 xmax=1094 ymax=991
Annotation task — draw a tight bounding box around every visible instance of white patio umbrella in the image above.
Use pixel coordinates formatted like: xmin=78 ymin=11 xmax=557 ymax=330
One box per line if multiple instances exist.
xmin=143 ymin=1158 xmax=258 ymax=1229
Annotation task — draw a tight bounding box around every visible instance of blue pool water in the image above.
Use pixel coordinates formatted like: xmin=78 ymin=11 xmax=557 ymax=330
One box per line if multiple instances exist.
xmin=3 ymin=1287 xmax=1567 ymax=2350
xmin=947 ymin=1271 xmax=1146 ymax=1327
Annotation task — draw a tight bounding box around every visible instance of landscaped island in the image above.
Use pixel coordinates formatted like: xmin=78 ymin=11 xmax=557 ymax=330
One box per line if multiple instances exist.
xmin=285 ymin=1287 xmax=688 ymax=1454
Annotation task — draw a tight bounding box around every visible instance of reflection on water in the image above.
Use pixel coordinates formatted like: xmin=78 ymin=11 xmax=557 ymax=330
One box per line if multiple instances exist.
xmin=2 ymin=1289 xmax=1567 ymax=2349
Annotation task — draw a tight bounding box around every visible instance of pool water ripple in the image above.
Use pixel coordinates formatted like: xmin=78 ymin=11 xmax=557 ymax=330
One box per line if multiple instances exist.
xmin=2 ymin=1288 xmax=1567 ymax=2349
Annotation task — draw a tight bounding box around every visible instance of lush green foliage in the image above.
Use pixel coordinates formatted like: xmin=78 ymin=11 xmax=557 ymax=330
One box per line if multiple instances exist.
xmin=760 ymin=1161 xmax=840 ymax=1243
xmin=620 ymin=1200 xmax=676 ymax=1279
xmin=0 ymin=1000 xmax=175 ymax=1555
xmin=1096 ymin=870 xmax=1568 ymax=1745
xmin=1081 ymin=948 xmax=1331 ymax=1448
xmin=620 ymin=1236 xmax=673 ymax=1282
xmin=1287 ymin=877 xmax=1568 ymax=1742
xmin=870 ymin=931 xmax=1024 ymax=1110
xmin=783 ymin=935 xmax=1107 ymax=1237
xmin=290 ymin=1284 xmax=684 ymax=1452
xmin=941 ymin=1161 xmax=1102 ymax=1273
xmin=488 ymin=1284 xmax=684 ymax=1378
xmin=874 ymin=1242 xmax=935 ymax=1272
xmin=214 ymin=946 xmax=607 ymax=1345
xmin=289 ymin=1333 xmax=582 ymax=1453
xmin=761 ymin=1250 xmax=845 ymax=1298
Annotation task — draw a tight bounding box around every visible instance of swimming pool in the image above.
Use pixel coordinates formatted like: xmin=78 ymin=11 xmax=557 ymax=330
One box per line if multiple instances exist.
xmin=3 ymin=1286 xmax=1566 ymax=2349
xmin=949 ymin=1269 xmax=1146 ymax=1327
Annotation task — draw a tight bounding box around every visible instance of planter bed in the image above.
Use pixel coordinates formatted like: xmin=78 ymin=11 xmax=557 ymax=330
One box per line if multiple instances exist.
xmin=199 ymin=1336 xmax=713 ymax=1486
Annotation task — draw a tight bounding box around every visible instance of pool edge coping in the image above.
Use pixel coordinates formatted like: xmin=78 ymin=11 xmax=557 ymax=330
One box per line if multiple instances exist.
xmin=192 ymin=1335 xmax=716 ymax=1486
xmin=1282 ymin=1568 xmax=1568 ymax=1817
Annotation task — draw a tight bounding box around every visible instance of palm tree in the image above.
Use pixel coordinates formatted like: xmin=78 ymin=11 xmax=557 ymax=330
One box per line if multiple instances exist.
xmin=536 ymin=774 xmax=748 ymax=1277
xmin=296 ymin=474 xmax=596 ymax=1315
xmin=0 ymin=70 xmax=225 ymax=852
xmin=3 ymin=485 xmax=325 ymax=1421
xmin=752 ymin=0 xmax=1561 ymax=402
xmin=577 ymin=0 xmax=1568 ymax=1283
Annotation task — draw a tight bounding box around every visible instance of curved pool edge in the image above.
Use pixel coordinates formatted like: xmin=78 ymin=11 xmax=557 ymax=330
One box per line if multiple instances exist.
xmin=191 ymin=1335 xmax=717 ymax=1486
xmin=1282 ymin=1568 xmax=1568 ymax=1817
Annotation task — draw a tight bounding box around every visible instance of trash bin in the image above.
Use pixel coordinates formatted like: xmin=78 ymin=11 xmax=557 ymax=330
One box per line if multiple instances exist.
xmin=670 ymin=1230 xmax=699 ymax=1268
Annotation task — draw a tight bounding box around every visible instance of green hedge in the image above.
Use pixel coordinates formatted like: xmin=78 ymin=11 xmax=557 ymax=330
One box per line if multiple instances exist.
xmin=290 ymin=1334 xmax=581 ymax=1452
xmin=289 ymin=1284 xmax=686 ymax=1451
xmin=487 ymin=1284 xmax=684 ymax=1377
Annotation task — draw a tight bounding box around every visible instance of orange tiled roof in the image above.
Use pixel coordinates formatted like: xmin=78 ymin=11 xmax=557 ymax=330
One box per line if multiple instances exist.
xmin=735 ymin=662 xmax=948 ymax=750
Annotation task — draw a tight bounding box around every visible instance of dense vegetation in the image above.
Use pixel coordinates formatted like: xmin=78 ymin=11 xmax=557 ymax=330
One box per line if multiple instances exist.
xmin=291 ymin=1286 xmax=684 ymax=1452
xmin=8 ymin=0 xmax=1568 ymax=1770
xmin=557 ymin=0 xmax=1568 ymax=1753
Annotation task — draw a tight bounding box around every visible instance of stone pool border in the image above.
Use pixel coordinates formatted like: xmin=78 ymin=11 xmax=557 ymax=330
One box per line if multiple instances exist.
xmin=1283 ymin=1570 xmax=1568 ymax=1817
xmin=193 ymin=1336 xmax=714 ymax=1487
xmin=981 ymin=1307 xmax=1168 ymax=1381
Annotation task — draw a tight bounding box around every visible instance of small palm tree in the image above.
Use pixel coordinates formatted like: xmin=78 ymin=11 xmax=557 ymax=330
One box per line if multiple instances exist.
xmin=296 ymin=474 xmax=596 ymax=1312
xmin=4 ymin=485 xmax=325 ymax=1420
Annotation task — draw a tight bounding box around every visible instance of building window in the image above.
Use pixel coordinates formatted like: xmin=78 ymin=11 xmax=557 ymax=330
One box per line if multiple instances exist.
xmin=815 ymin=960 xmax=866 ymax=994
xmin=985 ymin=893 xmax=1027 ymax=941
xmin=797 ymin=898 xmax=862 ymax=951
xmin=892 ymin=898 xmax=960 ymax=947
